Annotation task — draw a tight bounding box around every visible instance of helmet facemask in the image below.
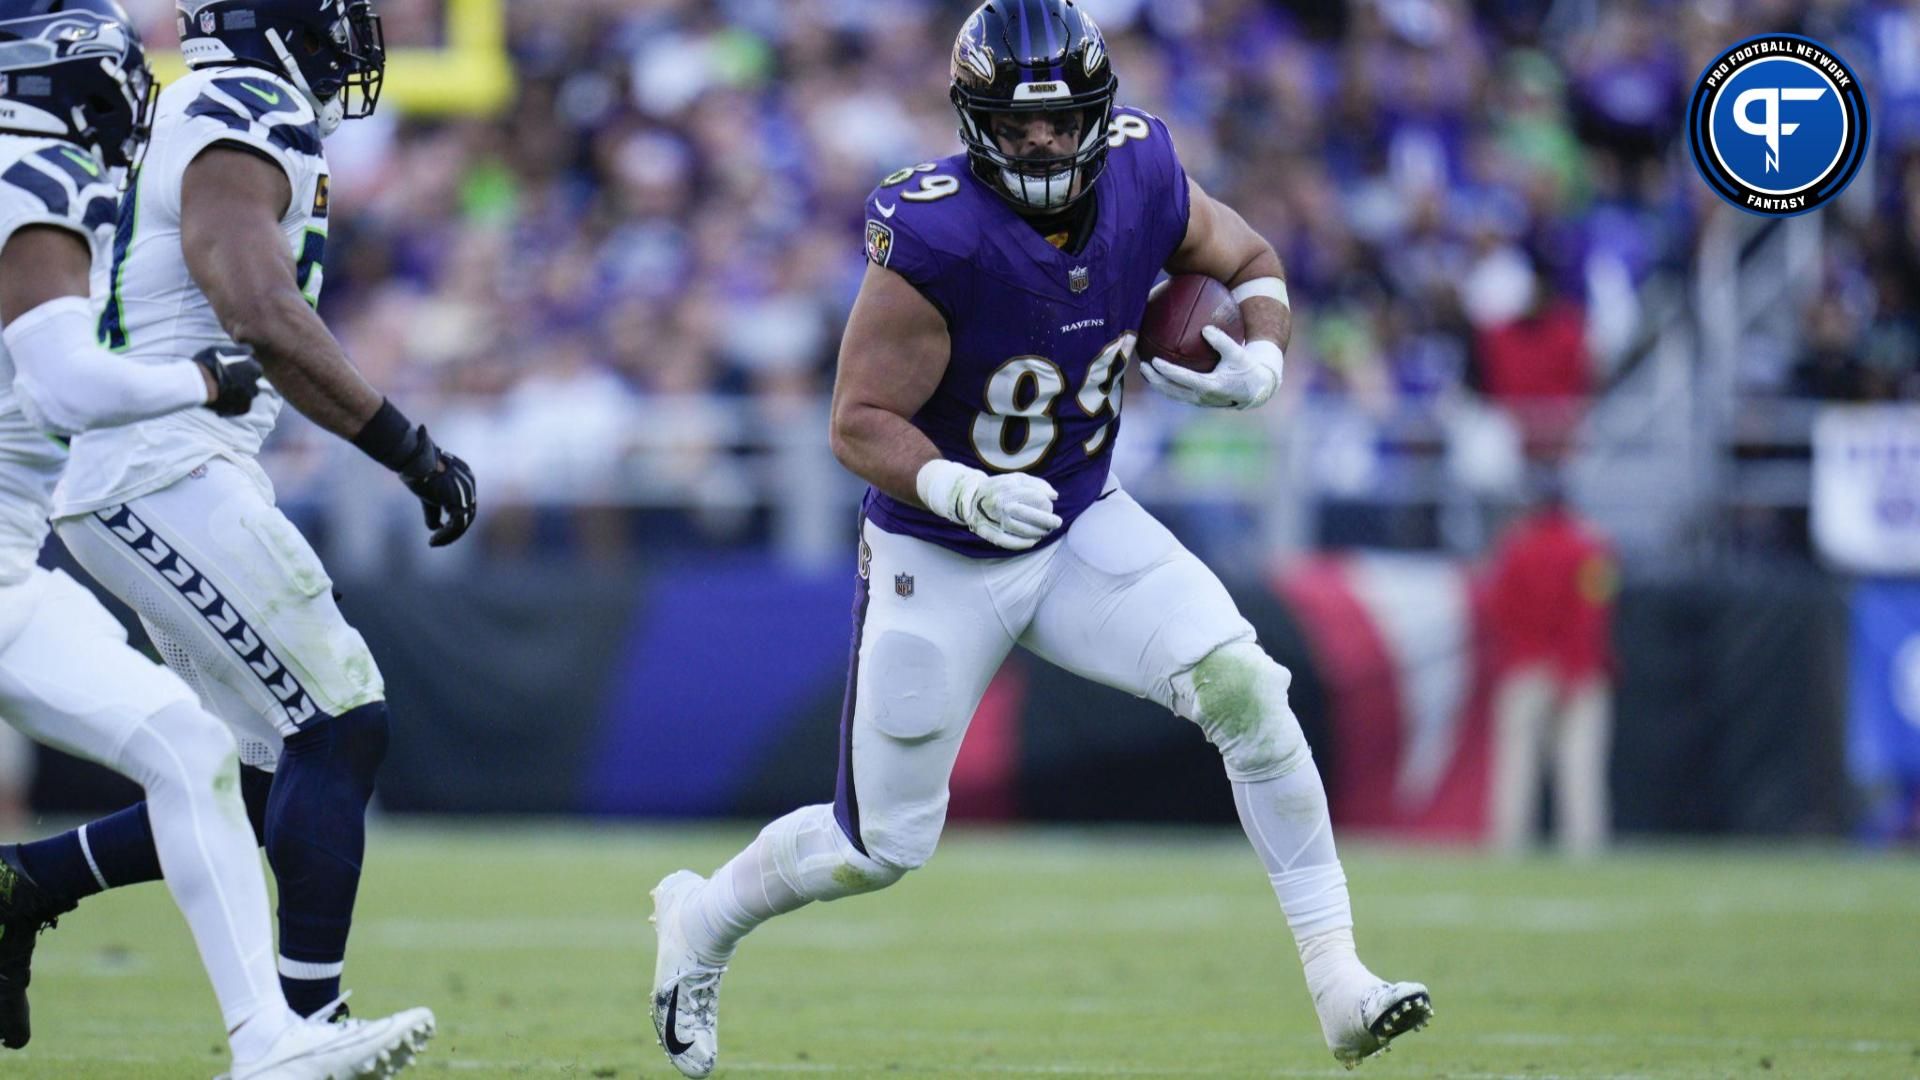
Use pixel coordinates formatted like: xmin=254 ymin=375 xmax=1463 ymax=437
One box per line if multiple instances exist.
xmin=92 ymin=49 xmax=156 ymax=171
xmin=946 ymin=0 xmax=1119 ymax=215
xmin=956 ymin=91 xmax=1113 ymax=212
xmin=257 ymin=0 xmax=384 ymax=136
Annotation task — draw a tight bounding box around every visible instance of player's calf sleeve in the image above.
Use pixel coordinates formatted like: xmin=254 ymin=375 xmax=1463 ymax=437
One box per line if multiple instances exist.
xmin=8 ymin=762 xmax=281 ymax=909
xmin=7 ymin=801 xmax=164 ymax=904
xmin=113 ymin=702 xmax=285 ymax=1033
xmin=263 ymin=701 xmax=389 ymax=1016
xmin=1180 ymin=643 xmax=1359 ymax=950
xmin=690 ymin=804 xmax=905 ymax=963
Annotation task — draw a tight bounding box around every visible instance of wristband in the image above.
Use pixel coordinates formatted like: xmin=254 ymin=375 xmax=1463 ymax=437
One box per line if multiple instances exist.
xmin=915 ymin=459 xmax=984 ymax=525
xmin=1230 ymin=277 xmax=1290 ymax=309
xmin=351 ymin=399 xmax=419 ymax=471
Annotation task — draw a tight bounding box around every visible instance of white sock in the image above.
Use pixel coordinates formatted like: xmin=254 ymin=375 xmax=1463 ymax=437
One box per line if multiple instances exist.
xmin=1231 ymin=771 xmax=1376 ymax=1003
xmin=117 ymin=705 xmax=294 ymax=1043
xmin=687 ymin=804 xmax=895 ymax=964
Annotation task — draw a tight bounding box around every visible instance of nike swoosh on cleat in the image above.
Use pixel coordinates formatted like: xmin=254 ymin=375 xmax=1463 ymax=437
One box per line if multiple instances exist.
xmin=876 ymin=202 xmax=896 ymax=218
xmin=241 ymin=83 xmax=282 ymax=106
xmin=661 ymin=987 xmax=694 ymax=1056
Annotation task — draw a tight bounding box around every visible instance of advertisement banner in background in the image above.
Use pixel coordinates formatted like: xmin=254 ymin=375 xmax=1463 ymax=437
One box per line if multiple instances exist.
xmin=1813 ymin=406 xmax=1920 ymax=574
xmin=1848 ymin=579 xmax=1920 ymax=792
xmin=32 ymin=546 xmax=1853 ymax=836
xmin=1279 ymin=554 xmax=1493 ymax=838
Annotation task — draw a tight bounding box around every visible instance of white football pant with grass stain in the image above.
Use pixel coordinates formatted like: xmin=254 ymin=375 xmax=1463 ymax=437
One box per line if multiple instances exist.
xmin=54 ymin=458 xmax=384 ymax=771
xmin=689 ymin=478 xmax=1375 ymax=997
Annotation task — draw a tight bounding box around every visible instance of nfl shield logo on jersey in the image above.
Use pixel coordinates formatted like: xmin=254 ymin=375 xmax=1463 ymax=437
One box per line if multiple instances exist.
xmin=895 ymin=573 xmax=915 ymax=599
xmin=1069 ymin=266 xmax=1090 ymax=293
xmin=0 ymin=75 xmax=9 ymax=96
xmin=199 ymin=10 xmax=216 ymax=34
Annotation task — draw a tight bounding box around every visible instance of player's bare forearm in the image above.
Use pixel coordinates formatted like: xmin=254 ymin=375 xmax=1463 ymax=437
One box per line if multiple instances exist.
xmin=1239 ymin=292 xmax=1289 ymax=351
xmin=224 ymin=287 xmax=380 ymax=437
xmin=830 ymin=263 xmax=952 ymax=506
xmin=831 ymin=401 xmax=943 ymax=504
xmin=182 ymin=147 xmax=381 ymax=439
xmin=1166 ymin=177 xmax=1292 ymax=351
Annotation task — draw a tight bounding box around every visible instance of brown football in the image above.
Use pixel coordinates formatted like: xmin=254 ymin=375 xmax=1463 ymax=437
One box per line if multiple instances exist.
xmin=1140 ymin=274 xmax=1244 ymax=373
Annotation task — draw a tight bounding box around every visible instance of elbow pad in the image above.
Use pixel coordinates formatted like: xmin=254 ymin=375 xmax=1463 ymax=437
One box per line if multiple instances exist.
xmin=4 ymin=296 xmax=205 ymax=436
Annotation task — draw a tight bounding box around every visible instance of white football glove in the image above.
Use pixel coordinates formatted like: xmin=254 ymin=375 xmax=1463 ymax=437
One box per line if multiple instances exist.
xmin=1141 ymin=325 xmax=1284 ymax=410
xmin=916 ymin=459 xmax=1062 ymax=552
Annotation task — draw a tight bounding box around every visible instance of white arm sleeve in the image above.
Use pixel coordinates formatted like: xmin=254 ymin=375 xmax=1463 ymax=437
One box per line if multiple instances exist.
xmin=3 ymin=296 xmax=205 ymax=436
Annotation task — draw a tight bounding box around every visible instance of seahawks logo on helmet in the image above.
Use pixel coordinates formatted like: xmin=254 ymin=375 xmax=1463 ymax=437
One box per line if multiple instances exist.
xmin=0 ymin=4 xmax=156 ymax=170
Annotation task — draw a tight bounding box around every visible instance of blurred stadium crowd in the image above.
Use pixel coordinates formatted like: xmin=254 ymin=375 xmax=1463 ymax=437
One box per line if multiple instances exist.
xmin=130 ymin=0 xmax=1920 ymax=542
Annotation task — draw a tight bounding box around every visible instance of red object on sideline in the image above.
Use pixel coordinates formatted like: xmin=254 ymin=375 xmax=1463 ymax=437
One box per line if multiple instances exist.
xmin=1476 ymin=300 xmax=1592 ymax=401
xmin=1485 ymin=506 xmax=1617 ymax=681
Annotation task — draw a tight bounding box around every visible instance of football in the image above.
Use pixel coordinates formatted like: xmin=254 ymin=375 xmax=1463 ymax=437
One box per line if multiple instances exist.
xmin=1140 ymin=274 xmax=1245 ymax=373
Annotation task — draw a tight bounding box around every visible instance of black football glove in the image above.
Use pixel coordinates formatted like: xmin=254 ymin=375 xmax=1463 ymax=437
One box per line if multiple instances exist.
xmin=191 ymin=344 xmax=264 ymax=417
xmin=394 ymin=426 xmax=477 ymax=547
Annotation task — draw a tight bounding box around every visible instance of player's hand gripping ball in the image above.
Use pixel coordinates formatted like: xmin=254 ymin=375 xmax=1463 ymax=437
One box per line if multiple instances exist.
xmin=1140 ymin=275 xmax=1243 ymax=373
xmin=1139 ymin=275 xmax=1283 ymax=410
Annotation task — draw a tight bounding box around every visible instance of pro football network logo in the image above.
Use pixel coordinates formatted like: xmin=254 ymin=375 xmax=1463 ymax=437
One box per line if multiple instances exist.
xmin=1687 ymin=34 xmax=1869 ymax=216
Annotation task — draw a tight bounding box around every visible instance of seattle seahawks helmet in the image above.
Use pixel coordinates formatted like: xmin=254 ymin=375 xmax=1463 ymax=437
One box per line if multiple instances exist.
xmin=176 ymin=0 xmax=384 ymax=135
xmin=0 ymin=0 xmax=154 ymax=169
xmin=949 ymin=0 xmax=1117 ymax=214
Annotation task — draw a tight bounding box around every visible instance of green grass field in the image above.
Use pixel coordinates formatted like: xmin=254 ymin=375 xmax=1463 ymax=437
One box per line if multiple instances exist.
xmin=3 ymin=823 xmax=1918 ymax=1079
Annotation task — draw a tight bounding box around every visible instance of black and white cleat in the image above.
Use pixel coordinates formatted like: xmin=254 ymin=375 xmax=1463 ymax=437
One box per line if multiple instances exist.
xmin=1332 ymin=980 xmax=1434 ymax=1068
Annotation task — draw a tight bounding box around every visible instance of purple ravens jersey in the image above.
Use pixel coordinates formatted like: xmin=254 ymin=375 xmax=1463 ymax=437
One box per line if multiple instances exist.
xmin=860 ymin=107 xmax=1191 ymax=558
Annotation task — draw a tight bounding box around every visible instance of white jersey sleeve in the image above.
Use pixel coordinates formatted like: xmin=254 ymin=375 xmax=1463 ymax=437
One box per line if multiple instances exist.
xmin=0 ymin=135 xmax=123 ymax=585
xmin=57 ymin=67 xmax=331 ymax=519
xmin=137 ymin=69 xmax=325 ymax=238
xmin=0 ymin=139 xmax=120 ymax=259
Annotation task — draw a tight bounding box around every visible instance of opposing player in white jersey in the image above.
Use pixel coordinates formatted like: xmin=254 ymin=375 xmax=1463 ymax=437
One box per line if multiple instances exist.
xmin=3 ymin=0 xmax=476 ymax=1033
xmin=649 ymin=3 xmax=1431 ymax=1075
xmin=0 ymin=3 xmax=433 ymax=1074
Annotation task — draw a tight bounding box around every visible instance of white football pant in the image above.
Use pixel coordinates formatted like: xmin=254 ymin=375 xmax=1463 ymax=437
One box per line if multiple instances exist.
xmin=837 ymin=481 xmax=1257 ymax=870
xmin=55 ymin=459 xmax=384 ymax=770
xmin=0 ymin=566 xmax=286 ymax=1031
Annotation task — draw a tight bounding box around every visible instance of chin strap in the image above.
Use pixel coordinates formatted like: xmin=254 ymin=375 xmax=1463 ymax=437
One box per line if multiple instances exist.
xmin=265 ymin=28 xmax=342 ymax=136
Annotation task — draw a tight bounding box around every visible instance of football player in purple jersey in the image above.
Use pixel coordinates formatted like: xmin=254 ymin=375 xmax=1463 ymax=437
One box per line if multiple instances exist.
xmin=648 ymin=2 xmax=1432 ymax=1074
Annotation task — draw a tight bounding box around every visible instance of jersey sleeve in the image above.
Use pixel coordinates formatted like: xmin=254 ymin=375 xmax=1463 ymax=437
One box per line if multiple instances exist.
xmin=0 ymin=144 xmax=119 ymax=257
xmin=156 ymin=73 xmax=322 ymax=223
xmin=864 ymin=188 xmax=944 ymax=285
xmin=1116 ymin=108 xmax=1192 ymax=268
xmin=863 ymin=182 xmax=958 ymax=320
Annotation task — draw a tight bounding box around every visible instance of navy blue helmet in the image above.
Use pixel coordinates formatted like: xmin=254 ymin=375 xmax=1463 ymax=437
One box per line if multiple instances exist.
xmin=949 ymin=0 xmax=1117 ymax=213
xmin=0 ymin=0 xmax=155 ymax=168
xmin=177 ymin=0 xmax=384 ymax=129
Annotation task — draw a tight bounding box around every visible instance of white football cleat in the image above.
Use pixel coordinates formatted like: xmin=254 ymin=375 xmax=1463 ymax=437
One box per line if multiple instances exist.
xmin=651 ymin=871 xmax=726 ymax=1079
xmin=224 ymin=1005 xmax=436 ymax=1080
xmin=1323 ymin=979 xmax=1433 ymax=1068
